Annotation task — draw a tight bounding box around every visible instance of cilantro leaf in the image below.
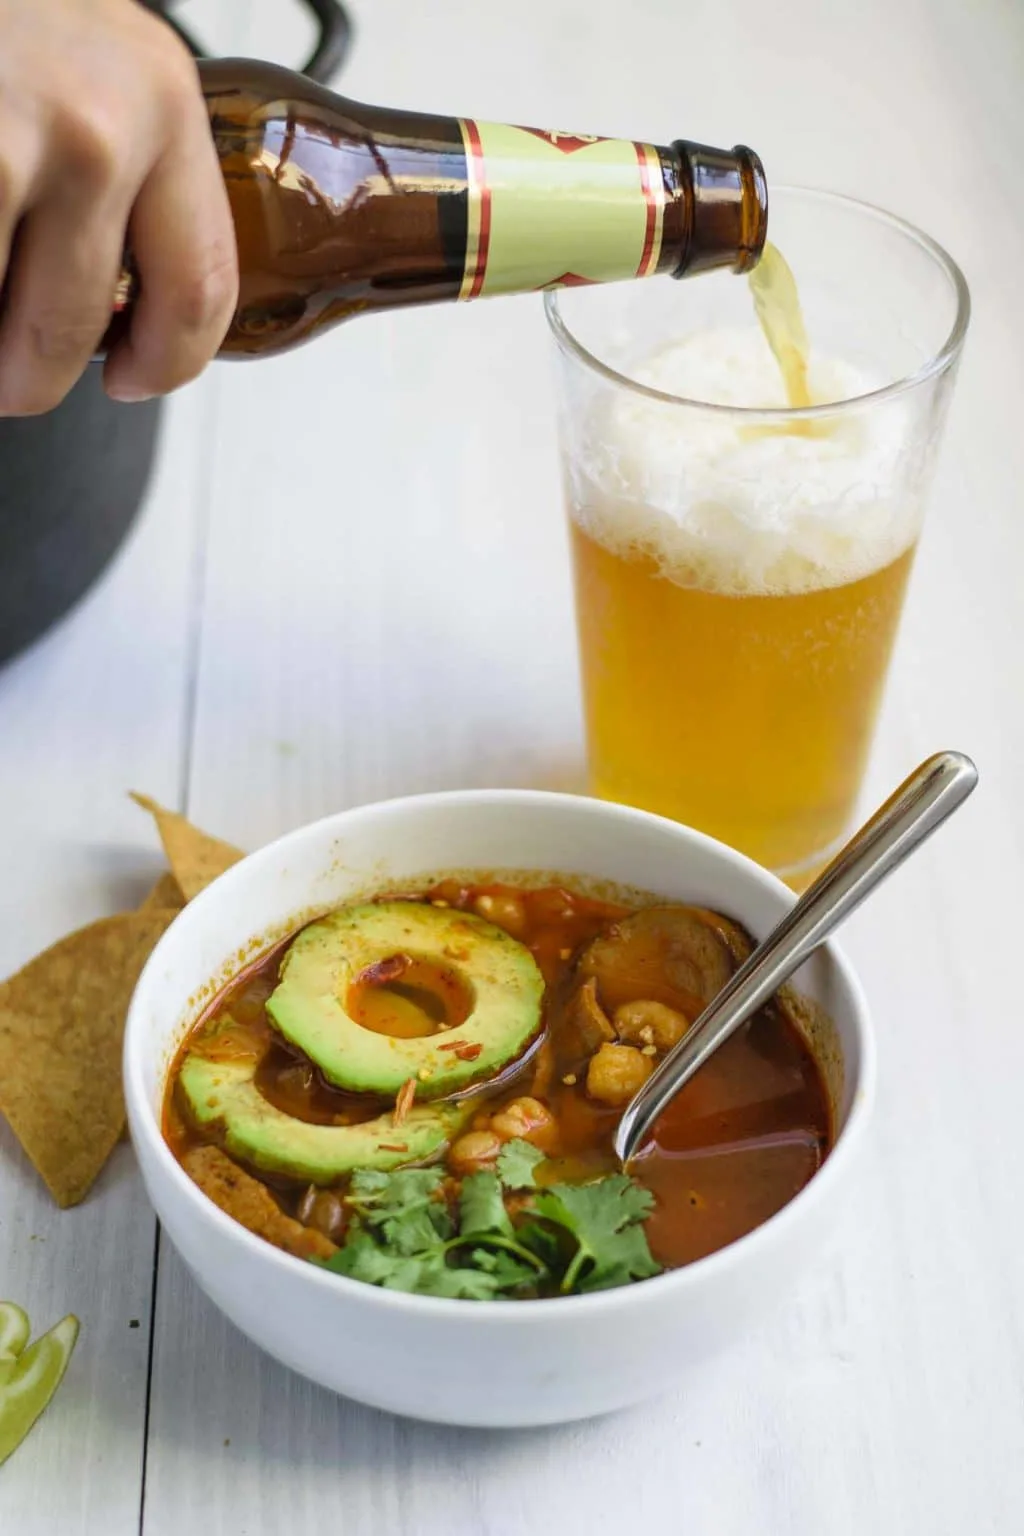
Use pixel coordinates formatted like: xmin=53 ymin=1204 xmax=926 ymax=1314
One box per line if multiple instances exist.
xmin=468 ymin=1246 xmax=540 ymax=1293
xmin=346 ymin=1167 xmax=452 ymax=1254
xmin=416 ymin=1261 xmax=507 ymax=1300
xmin=458 ymin=1173 xmax=551 ymax=1283
xmin=533 ymin=1175 xmax=661 ymax=1293
xmin=574 ymin=1224 xmax=660 ymax=1293
xmin=322 ymin=1231 xmax=458 ymax=1295
xmin=459 ymin=1172 xmax=513 ymax=1239
xmin=326 ymin=1244 xmax=521 ymax=1300
xmin=496 ymin=1138 xmax=546 ymax=1190
xmin=347 ymin=1166 xmax=445 ymax=1215
xmin=515 ymin=1218 xmax=566 ymax=1273
xmin=318 ymin=1228 xmax=409 ymax=1286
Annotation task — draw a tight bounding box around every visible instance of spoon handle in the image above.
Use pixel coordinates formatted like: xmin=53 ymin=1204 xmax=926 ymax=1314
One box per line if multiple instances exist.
xmin=614 ymin=750 xmax=978 ymax=1164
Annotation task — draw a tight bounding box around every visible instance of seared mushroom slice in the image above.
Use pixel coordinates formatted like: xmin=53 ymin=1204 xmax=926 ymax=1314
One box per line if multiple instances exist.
xmin=577 ymin=905 xmax=736 ymax=1015
xmin=688 ymin=907 xmax=755 ymax=966
xmin=566 ymin=975 xmax=616 ymax=1053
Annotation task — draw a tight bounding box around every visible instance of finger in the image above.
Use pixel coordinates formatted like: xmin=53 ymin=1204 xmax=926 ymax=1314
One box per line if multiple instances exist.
xmin=0 ymin=189 xmax=131 ymax=416
xmin=0 ymin=115 xmax=44 ymax=304
xmin=103 ymin=106 xmax=237 ymax=402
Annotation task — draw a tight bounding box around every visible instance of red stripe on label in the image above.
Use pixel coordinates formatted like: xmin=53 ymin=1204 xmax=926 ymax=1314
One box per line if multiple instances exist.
xmin=634 ymin=143 xmax=658 ymax=278
xmin=465 ymin=120 xmax=492 ymax=299
xmin=466 ymin=119 xmax=494 ymax=299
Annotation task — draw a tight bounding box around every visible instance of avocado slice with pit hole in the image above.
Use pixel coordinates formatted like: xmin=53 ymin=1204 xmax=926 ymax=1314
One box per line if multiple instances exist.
xmin=178 ymin=1054 xmax=467 ymax=1184
xmin=265 ymin=902 xmax=544 ymax=1098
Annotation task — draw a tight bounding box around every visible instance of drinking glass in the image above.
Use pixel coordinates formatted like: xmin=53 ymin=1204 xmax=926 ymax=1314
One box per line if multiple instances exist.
xmin=545 ymin=187 xmax=969 ymax=884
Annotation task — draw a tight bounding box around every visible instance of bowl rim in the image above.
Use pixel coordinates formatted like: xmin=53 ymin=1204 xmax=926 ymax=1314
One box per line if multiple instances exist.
xmin=124 ymin=787 xmax=876 ymax=1321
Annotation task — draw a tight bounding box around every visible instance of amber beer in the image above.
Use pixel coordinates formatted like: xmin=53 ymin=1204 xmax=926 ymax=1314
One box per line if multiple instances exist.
xmin=104 ymin=58 xmax=767 ymax=355
xmin=570 ymin=523 xmax=916 ymax=877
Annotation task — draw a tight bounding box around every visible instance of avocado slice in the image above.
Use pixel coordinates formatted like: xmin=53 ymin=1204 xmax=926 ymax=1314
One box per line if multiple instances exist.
xmin=265 ymin=902 xmax=544 ymax=1098
xmin=178 ymin=1054 xmax=467 ymax=1184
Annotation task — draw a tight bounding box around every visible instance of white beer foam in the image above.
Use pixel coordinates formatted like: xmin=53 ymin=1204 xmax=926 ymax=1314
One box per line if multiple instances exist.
xmin=568 ymin=328 xmax=919 ymax=596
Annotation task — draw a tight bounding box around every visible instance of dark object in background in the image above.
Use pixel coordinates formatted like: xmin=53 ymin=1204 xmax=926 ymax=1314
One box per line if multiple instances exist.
xmin=143 ymin=0 xmax=353 ymax=84
xmin=0 ymin=0 xmax=352 ymax=668
xmin=0 ymin=381 xmax=164 ymax=666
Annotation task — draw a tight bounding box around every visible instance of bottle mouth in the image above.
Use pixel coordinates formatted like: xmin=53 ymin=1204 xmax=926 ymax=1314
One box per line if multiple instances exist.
xmin=674 ymin=141 xmax=769 ymax=278
xmin=732 ymin=145 xmax=768 ymax=274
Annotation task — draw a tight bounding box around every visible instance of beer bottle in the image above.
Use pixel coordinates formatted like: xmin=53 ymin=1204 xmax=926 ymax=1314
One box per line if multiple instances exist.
xmin=106 ymin=59 xmax=767 ymax=357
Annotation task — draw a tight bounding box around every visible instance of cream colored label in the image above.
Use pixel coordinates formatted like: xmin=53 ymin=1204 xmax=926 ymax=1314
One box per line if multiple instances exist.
xmin=458 ymin=121 xmax=665 ymax=301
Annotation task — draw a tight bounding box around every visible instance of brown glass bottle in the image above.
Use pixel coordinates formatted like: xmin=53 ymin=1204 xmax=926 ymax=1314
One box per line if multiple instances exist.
xmin=107 ymin=59 xmax=767 ymax=358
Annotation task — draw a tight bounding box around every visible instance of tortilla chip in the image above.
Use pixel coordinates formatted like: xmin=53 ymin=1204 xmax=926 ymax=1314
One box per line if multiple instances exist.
xmin=0 ymin=911 xmax=175 ymax=1207
xmin=137 ymin=871 xmax=185 ymax=914
xmin=130 ymin=793 xmax=244 ymax=902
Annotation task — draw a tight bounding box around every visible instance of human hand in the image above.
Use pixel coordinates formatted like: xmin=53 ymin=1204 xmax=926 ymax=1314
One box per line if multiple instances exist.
xmin=0 ymin=0 xmax=237 ymax=414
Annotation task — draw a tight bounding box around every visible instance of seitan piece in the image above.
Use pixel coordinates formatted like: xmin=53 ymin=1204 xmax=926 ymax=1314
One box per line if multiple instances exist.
xmin=181 ymin=1145 xmax=337 ymax=1262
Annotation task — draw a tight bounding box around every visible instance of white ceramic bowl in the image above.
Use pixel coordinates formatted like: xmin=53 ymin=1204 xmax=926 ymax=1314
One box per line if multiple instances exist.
xmin=124 ymin=790 xmax=874 ymax=1428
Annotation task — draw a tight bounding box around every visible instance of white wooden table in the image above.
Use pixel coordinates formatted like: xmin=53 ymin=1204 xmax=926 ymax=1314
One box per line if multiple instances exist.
xmin=3 ymin=0 xmax=1022 ymax=1530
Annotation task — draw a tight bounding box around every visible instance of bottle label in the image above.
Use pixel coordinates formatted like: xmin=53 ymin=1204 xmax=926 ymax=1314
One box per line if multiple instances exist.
xmin=458 ymin=122 xmax=666 ymax=300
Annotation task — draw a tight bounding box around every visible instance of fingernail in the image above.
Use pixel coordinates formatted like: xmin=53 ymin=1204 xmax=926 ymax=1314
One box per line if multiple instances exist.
xmin=106 ymin=384 xmax=156 ymax=404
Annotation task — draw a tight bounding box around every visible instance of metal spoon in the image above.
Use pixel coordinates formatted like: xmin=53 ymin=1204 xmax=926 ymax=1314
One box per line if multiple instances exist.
xmin=614 ymin=750 xmax=978 ymax=1165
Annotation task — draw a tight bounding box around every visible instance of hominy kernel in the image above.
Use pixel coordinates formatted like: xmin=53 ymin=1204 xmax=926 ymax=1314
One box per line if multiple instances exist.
xmin=589 ymin=1044 xmax=654 ymax=1105
xmin=613 ymin=999 xmax=689 ymax=1052
xmin=490 ymin=1096 xmax=556 ymax=1147
xmin=448 ymin=1130 xmax=502 ymax=1175
xmin=586 ymin=1042 xmax=654 ymax=1106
